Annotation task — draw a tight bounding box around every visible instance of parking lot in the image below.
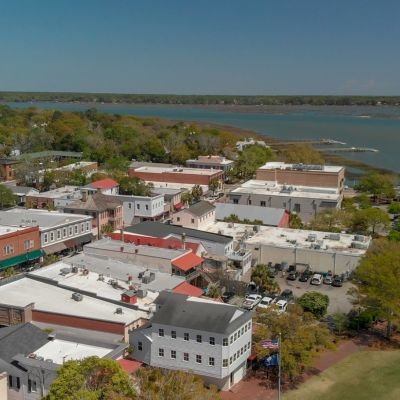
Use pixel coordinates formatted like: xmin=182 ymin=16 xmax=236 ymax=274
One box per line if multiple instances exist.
xmin=275 ymin=275 xmax=355 ymax=314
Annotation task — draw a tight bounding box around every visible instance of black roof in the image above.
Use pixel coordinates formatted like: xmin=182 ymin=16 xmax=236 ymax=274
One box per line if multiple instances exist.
xmin=124 ymin=221 xmax=233 ymax=244
xmin=152 ymin=292 xmax=251 ymax=335
xmin=186 ymin=201 xmax=215 ymax=217
xmin=0 ymin=323 xmax=49 ymax=363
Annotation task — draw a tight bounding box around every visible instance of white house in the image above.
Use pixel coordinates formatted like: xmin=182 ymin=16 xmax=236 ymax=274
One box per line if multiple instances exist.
xmin=130 ymin=292 xmax=252 ymax=391
xmin=171 ymin=201 xmax=215 ymax=229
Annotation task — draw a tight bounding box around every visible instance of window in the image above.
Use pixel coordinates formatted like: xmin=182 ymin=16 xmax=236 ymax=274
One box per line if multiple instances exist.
xmin=191 ymin=218 xmax=195 ymax=224
xmin=233 ymin=353 xmax=237 ymax=361
xmin=158 ymin=348 xmax=164 ymax=357
xmin=223 ymin=338 xmax=228 ymax=346
xmin=146 ymin=205 xmax=149 ymax=210
xmin=50 ymin=231 xmax=54 ymax=241
xmin=171 ymin=330 xmax=176 ymax=339
xmin=230 ymin=336 xmax=233 ymax=344
xmin=28 ymin=379 xmax=37 ymax=393
xmin=183 ymin=352 xmax=189 ymax=361
xmin=137 ymin=204 xmax=140 ymax=210
xmin=248 ymin=341 xmax=251 ymax=349
xmin=44 ymin=233 xmax=48 ymax=243
xmin=184 ymin=333 xmax=189 ymax=341
xmin=24 ymin=240 xmax=34 ymax=250
xmin=209 ymin=357 xmax=215 ymax=366
xmin=86 ymin=222 xmax=90 ymax=231
xmin=233 ymin=199 xmax=239 ymax=204
xmin=229 ymin=356 xmax=233 ymax=365
xmin=236 ymin=350 xmax=240 ymax=358
xmin=196 ymin=354 xmax=202 ymax=364
xmin=247 ymin=322 xmax=251 ymax=330
xmin=63 ymin=228 xmax=67 ymax=237
xmin=81 ymin=223 xmax=84 ymax=232
xmin=196 ymin=334 xmax=202 ymax=343
xmin=223 ymin=359 xmax=228 ymax=367
xmin=138 ymin=341 xmax=143 ymax=351
xmin=294 ymin=203 xmax=301 ymax=213
xmin=3 ymin=244 xmax=14 ymax=256
xmin=241 ymin=327 xmax=245 ymax=335
xmin=128 ymin=203 xmax=132 ymax=209
xmin=177 ymin=217 xmax=180 ymax=222
xmin=57 ymin=230 xmax=61 ymax=240
xmin=248 ymin=199 xmax=252 ymax=205
xmin=241 ymin=347 xmax=244 ymax=355
xmin=74 ymin=225 xmax=78 ymax=234
xmin=171 ymin=350 xmax=176 ymax=359
xmin=244 ymin=343 xmax=247 ymax=351
xmin=209 ymin=337 xmax=215 ymax=345
xmin=234 ymin=332 xmax=237 ymax=341
xmin=260 ymin=201 xmax=266 ymax=207
xmin=69 ymin=226 xmax=73 ymax=236
xmin=158 ymin=328 xmax=164 ymax=337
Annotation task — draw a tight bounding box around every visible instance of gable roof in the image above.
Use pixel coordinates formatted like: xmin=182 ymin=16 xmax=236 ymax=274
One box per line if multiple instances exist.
xmin=171 ymin=252 xmax=204 ymax=272
xmin=87 ymin=178 xmax=119 ymax=190
xmin=185 ymin=201 xmax=215 ymax=217
xmin=153 ymin=292 xmax=250 ymax=334
xmin=215 ymin=203 xmax=286 ymax=226
xmin=65 ymin=192 xmax=122 ymax=212
xmin=124 ymin=221 xmax=233 ymax=244
xmin=0 ymin=323 xmax=49 ymax=363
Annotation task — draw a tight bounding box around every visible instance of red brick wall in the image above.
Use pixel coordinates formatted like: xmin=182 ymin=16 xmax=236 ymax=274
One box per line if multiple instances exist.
xmin=0 ymin=226 xmax=41 ymax=261
xmin=26 ymin=195 xmax=54 ymax=209
xmin=32 ymin=310 xmax=126 ymax=334
xmin=128 ymin=169 xmax=224 ymax=186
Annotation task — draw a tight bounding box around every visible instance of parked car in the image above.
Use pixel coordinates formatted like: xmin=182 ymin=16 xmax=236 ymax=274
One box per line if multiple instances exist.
xmin=323 ymin=274 xmax=333 ymax=285
xmin=222 ymin=291 xmax=235 ymax=303
xmin=311 ymin=274 xmax=323 ymax=285
xmin=286 ymin=271 xmax=299 ymax=281
xmin=332 ymin=275 xmax=344 ymax=287
xmin=243 ymin=294 xmax=262 ymax=310
xmin=280 ymin=289 xmax=294 ymax=301
xmin=273 ymin=299 xmax=288 ymax=314
xmin=257 ymin=296 xmax=275 ymax=309
xmin=298 ymin=271 xmax=311 ymax=282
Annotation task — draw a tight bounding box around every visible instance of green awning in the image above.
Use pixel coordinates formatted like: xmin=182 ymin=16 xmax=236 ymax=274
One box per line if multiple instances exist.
xmin=0 ymin=250 xmax=43 ymax=270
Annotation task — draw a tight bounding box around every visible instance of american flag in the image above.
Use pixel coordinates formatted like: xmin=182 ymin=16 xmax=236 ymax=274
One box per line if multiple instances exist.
xmin=260 ymin=339 xmax=279 ymax=349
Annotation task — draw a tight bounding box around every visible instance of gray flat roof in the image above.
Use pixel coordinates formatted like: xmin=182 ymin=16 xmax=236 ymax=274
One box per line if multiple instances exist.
xmin=0 ymin=208 xmax=92 ymax=229
xmin=124 ymin=221 xmax=233 ymax=244
xmin=215 ymin=203 xmax=285 ymax=226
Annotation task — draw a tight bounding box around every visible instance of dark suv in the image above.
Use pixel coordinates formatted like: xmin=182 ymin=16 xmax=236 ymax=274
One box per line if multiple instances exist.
xmin=332 ymin=275 xmax=343 ymax=287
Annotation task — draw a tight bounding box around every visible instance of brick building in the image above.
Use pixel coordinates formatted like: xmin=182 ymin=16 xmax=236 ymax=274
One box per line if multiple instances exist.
xmin=0 ymin=159 xmax=18 ymax=181
xmin=0 ymin=226 xmax=42 ymax=271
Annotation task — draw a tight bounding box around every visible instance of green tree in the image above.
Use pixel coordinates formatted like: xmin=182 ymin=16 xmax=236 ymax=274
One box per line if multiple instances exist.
xmin=351 ymin=240 xmax=400 ymax=337
xmin=0 ymin=184 xmax=16 ymax=209
xmin=331 ymin=312 xmax=349 ymax=335
xmin=297 ymin=291 xmax=329 ymax=319
xmin=181 ymin=191 xmax=193 ymax=206
xmin=119 ymin=176 xmax=153 ymax=196
xmin=44 ymin=356 xmax=136 ymax=400
xmin=281 ymin=144 xmax=324 ymax=164
xmin=254 ymin=305 xmax=333 ymax=380
xmin=355 ymin=171 xmax=395 ymax=200
xmin=350 ymin=208 xmax=390 ymax=235
xmin=191 ymin=185 xmax=203 ymax=202
xmin=388 ymin=202 xmax=400 ymax=214
xmin=135 ymin=367 xmax=219 ymax=400
xmin=235 ymin=144 xmax=274 ymax=179
xmin=309 ymin=209 xmax=350 ymax=232
xmin=208 ymin=178 xmax=220 ymax=196
xmin=289 ymin=212 xmax=304 ymax=229
xmin=206 ymin=284 xmax=221 ymax=299
xmin=251 ymin=264 xmax=280 ymax=294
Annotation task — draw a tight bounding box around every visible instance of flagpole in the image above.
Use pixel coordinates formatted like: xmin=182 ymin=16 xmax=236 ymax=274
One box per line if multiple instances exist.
xmin=278 ymin=333 xmax=282 ymax=400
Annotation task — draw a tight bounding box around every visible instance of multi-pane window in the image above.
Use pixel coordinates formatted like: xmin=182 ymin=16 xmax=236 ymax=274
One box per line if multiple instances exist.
xmin=230 ymin=356 xmax=233 ymax=365
xmin=3 ymin=245 xmax=14 ymax=255
xmin=196 ymin=355 xmax=202 ymax=364
xmin=209 ymin=357 xmax=215 ymax=366
xmin=50 ymin=232 xmax=54 ymax=241
xmin=184 ymin=333 xmax=189 ymax=341
xmin=69 ymin=226 xmax=73 ymax=235
xmin=209 ymin=337 xmax=215 ymax=345
xmin=86 ymin=222 xmax=90 ymax=231
xmin=196 ymin=335 xmax=202 ymax=343
xmin=44 ymin=233 xmax=48 ymax=243
xmin=241 ymin=347 xmax=244 ymax=355
xmin=236 ymin=350 xmax=240 ymax=358
xmin=171 ymin=350 xmax=176 ymax=359
xmin=234 ymin=332 xmax=237 ymax=341
xmin=233 ymin=353 xmax=237 ymax=361
xmin=57 ymin=230 xmax=61 ymax=240
xmin=28 ymin=379 xmax=37 ymax=393
xmin=138 ymin=341 xmax=143 ymax=351
xmin=74 ymin=225 xmax=78 ymax=234
xmin=24 ymin=240 xmax=34 ymax=250
xmin=241 ymin=327 xmax=245 ymax=335
xmin=230 ymin=336 xmax=233 ymax=344
xmin=159 ymin=328 xmax=164 ymax=337
xmin=183 ymin=352 xmax=189 ymax=361
xmin=223 ymin=359 xmax=228 ymax=367
xmin=171 ymin=330 xmax=176 ymax=339
xmin=223 ymin=338 xmax=228 ymax=346
xmin=158 ymin=348 xmax=164 ymax=357
xmin=63 ymin=228 xmax=67 ymax=237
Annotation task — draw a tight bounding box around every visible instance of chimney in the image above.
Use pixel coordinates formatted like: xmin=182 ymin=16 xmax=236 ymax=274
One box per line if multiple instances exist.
xmin=81 ymin=190 xmax=88 ymax=202
xmin=181 ymin=232 xmax=186 ymax=250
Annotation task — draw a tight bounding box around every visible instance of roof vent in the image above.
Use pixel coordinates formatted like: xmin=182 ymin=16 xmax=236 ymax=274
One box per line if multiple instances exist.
xmin=71 ymin=292 xmax=83 ymax=301
xmin=115 ymin=307 xmax=123 ymax=314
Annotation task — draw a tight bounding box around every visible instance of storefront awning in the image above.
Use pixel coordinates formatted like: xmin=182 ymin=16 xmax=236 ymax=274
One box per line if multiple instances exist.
xmin=43 ymin=242 xmax=67 ymax=255
xmin=64 ymin=233 xmax=94 ymax=248
xmin=0 ymin=249 xmax=43 ymax=270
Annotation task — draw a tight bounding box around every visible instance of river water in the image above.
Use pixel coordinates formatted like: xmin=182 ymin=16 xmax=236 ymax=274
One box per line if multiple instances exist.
xmin=4 ymin=102 xmax=400 ymax=172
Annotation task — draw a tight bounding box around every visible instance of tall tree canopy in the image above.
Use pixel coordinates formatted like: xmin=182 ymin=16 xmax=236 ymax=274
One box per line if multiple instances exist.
xmin=0 ymin=184 xmax=16 ymax=208
xmin=355 ymin=171 xmax=395 ymax=199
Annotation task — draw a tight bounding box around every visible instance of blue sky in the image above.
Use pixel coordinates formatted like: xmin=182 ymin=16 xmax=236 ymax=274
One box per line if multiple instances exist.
xmin=0 ymin=0 xmax=399 ymax=95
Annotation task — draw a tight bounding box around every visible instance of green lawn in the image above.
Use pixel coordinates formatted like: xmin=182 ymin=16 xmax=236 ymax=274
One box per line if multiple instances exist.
xmin=284 ymin=350 xmax=400 ymax=400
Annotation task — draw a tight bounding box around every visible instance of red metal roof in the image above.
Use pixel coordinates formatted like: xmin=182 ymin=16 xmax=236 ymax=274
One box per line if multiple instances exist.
xmin=172 ymin=252 xmax=204 ymax=272
xmin=110 ymin=232 xmax=200 ymax=254
xmin=90 ymin=178 xmax=119 ymax=189
xmin=117 ymin=359 xmax=143 ymax=374
xmin=172 ymin=282 xmax=204 ymax=297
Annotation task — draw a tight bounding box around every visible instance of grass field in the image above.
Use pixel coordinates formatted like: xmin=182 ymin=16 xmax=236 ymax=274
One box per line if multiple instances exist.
xmin=284 ymin=350 xmax=400 ymax=400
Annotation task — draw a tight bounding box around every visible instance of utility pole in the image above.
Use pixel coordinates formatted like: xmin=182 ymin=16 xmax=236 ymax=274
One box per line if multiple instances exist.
xmin=278 ymin=333 xmax=282 ymax=400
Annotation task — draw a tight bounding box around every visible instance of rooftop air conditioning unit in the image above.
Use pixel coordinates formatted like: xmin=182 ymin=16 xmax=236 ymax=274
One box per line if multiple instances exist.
xmin=71 ymin=292 xmax=83 ymax=301
xmin=137 ymin=288 xmax=147 ymax=298
xmin=115 ymin=307 xmax=123 ymax=314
